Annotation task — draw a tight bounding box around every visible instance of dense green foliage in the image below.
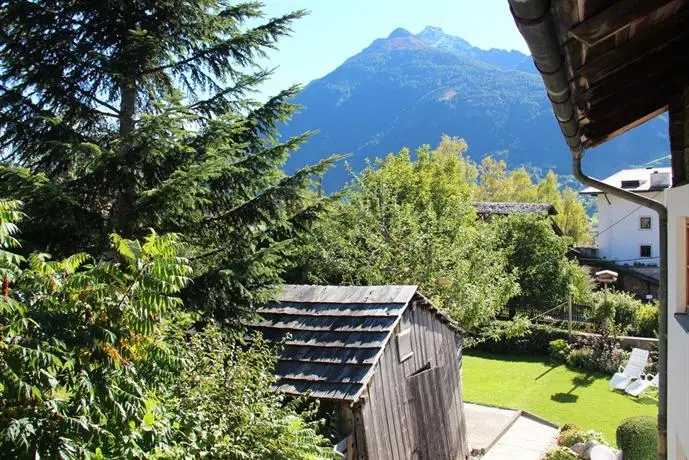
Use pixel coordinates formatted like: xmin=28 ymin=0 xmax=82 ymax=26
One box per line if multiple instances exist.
xmin=0 ymin=2 xmax=337 ymax=457
xmin=0 ymin=0 xmax=337 ymax=321
xmin=473 ymin=321 xmax=570 ymax=354
xmin=549 ymin=339 xmax=569 ymax=362
xmin=0 ymin=201 xmax=334 ymax=458
xmin=633 ymin=304 xmax=659 ymax=338
xmin=565 ymin=345 xmax=628 ymax=375
xmin=544 ymin=447 xmax=578 ymax=460
xmin=292 ymin=139 xmax=519 ymax=331
xmin=293 ymin=137 xmax=595 ymax=329
xmin=588 ymin=291 xmax=658 ymax=338
xmin=0 ymin=200 xmax=191 ymax=457
xmin=159 ymin=321 xmax=334 ymax=459
xmin=494 ymin=214 xmax=587 ymax=313
xmin=616 ymin=416 xmax=657 ymax=460
xmin=476 ymin=157 xmax=591 ymax=244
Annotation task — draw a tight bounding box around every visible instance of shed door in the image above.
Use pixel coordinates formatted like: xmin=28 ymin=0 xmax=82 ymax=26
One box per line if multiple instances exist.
xmin=407 ymin=365 xmax=458 ymax=460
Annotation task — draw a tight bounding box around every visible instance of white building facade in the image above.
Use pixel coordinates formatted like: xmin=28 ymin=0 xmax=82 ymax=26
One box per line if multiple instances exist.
xmin=581 ymin=168 xmax=672 ymax=266
xmin=666 ymin=182 xmax=689 ymax=460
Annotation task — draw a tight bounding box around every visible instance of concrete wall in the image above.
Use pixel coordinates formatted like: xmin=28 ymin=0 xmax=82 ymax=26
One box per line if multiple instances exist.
xmin=665 ymin=183 xmax=689 ymax=460
xmin=597 ymin=192 xmax=663 ymax=265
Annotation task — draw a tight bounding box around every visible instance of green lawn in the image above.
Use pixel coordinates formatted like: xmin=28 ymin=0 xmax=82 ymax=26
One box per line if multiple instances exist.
xmin=462 ymin=351 xmax=657 ymax=443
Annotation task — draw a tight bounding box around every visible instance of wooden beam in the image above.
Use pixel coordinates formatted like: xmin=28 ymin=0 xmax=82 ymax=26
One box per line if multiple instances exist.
xmin=581 ymin=76 xmax=671 ymax=140
xmin=585 ymin=80 xmax=676 ymax=123
xmin=569 ymin=0 xmax=681 ymax=47
xmin=583 ymin=106 xmax=668 ymax=148
xmin=576 ymin=12 xmax=689 ymax=84
xmin=669 ymin=88 xmax=689 ymax=186
xmin=574 ymin=48 xmax=681 ymax=109
xmin=575 ymin=49 xmax=689 ymax=119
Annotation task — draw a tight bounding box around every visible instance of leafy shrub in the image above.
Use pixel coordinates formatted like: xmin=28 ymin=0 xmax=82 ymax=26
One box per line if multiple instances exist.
xmin=558 ymin=424 xmax=607 ymax=458
xmin=616 ymin=416 xmax=656 ymax=460
xmin=570 ymin=263 xmax=595 ymax=304
xmin=0 ymin=203 xmax=192 ymax=457
xmin=549 ymin=339 xmax=569 ymax=362
xmin=566 ymin=347 xmax=597 ymax=372
xmin=0 ymin=201 xmax=335 ymax=459
xmin=566 ymin=330 xmax=628 ymax=374
xmin=590 ymin=291 xmax=644 ymax=333
xmin=544 ymin=446 xmax=578 ymax=460
xmin=632 ymin=304 xmax=659 ymax=338
xmin=557 ymin=424 xmax=582 ymax=447
xmin=474 ymin=321 xmax=569 ymax=354
xmin=160 ymin=322 xmax=336 ymax=459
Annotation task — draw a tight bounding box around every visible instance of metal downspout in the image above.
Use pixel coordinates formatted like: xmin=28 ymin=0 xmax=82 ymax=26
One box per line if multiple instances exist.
xmin=509 ymin=0 xmax=669 ymax=456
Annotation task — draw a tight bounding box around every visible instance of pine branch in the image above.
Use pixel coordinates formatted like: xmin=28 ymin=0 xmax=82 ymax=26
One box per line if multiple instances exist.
xmin=138 ymin=12 xmax=305 ymax=77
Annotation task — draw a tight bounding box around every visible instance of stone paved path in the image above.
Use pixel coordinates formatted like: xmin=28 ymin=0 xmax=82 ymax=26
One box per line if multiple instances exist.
xmin=465 ymin=403 xmax=520 ymax=454
xmin=482 ymin=414 xmax=559 ymax=460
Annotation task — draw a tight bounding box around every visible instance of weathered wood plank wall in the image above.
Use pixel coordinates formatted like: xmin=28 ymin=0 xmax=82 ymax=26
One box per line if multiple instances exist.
xmin=354 ymin=298 xmax=468 ymax=459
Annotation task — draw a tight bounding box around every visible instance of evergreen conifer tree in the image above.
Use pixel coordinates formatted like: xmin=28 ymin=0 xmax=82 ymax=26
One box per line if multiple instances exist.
xmin=0 ymin=1 xmax=338 ymax=320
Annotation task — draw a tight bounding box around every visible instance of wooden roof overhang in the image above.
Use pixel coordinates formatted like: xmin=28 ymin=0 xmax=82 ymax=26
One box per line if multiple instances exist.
xmin=508 ymin=0 xmax=689 ymax=153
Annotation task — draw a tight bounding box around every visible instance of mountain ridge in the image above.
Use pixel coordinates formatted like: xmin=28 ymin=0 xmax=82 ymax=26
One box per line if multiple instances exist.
xmin=281 ymin=27 xmax=669 ymax=191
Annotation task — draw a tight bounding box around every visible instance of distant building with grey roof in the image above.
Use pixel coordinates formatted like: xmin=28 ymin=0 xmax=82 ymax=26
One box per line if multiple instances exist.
xmin=472 ymin=201 xmax=562 ymax=235
xmin=472 ymin=201 xmax=557 ymax=216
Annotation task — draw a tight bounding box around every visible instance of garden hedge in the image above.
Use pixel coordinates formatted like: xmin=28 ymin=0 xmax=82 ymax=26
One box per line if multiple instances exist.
xmin=616 ymin=416 xmax=656 ymax=460
xmin=474 ymin=321 xmax=569 ymax=354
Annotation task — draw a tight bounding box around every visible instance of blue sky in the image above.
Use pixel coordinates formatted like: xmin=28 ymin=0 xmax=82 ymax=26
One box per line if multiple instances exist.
xmin=257 ymin=0 xmax=529 ymax=98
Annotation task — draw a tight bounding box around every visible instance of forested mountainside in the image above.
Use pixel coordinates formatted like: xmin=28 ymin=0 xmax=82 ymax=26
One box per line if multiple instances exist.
xmin=281 ymin=26 xmax=669 ymax=191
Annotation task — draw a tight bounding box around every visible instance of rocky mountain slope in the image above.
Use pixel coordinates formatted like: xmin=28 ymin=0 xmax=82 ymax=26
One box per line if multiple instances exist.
xmin=281 ymin=27 xmax=669 ymax=191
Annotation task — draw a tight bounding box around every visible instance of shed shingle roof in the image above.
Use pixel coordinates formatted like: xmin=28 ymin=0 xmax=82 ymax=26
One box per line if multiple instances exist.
xmin=250 ymin=285 xmax=458 ymax=402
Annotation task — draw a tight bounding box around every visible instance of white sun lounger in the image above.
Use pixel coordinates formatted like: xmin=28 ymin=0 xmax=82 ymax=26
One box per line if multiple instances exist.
xmin=609 ymin=348 xmax=649 ymax=390
xmin=625 ymin=373 xmax=659 ymax=397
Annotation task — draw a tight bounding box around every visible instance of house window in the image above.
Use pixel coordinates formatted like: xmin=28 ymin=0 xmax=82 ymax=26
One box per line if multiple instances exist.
xmin=639 ymin=216 xmax=652 ymax=230
xmin=621 ymin=180 xmax=640 ymax=189
xmin=640 ymin=245 xmax=652 ymax=258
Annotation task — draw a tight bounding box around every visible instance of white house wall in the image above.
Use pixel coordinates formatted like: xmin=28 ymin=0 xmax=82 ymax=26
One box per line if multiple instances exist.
xmin=596 ymin=192 xmax=663 ymax=265
xmin=665 ymin=183 xmax=689 ymax=460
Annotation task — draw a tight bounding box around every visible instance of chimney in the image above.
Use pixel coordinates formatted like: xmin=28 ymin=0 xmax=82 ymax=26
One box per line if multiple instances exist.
xmin=650 ymin=170 xmax=672 ymax=189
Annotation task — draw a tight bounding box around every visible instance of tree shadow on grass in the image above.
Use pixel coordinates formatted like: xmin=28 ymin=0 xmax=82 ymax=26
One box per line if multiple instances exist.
xmin=572 ymin=374 xmax=596 ymax=388
xmin=535 ymin=362 xmax=561 ymax=380
xmin=550 ymin=373 xmax=597 ymax=404
xmin=551 ymin=392 xmax=578 ymax=403
xmin=628 ymin=395 xmax=658 ymax=406
xmin=465 ymin=351 xmax=550 ymax=364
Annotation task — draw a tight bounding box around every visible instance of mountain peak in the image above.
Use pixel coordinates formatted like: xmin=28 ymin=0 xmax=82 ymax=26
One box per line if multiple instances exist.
xmin=388 ymin=28 xmax=413 ymax=39
xmin=417 ymin=26 xmax=472 ymax=52
xmin=419 ymin=26 xmax=445 ymax=36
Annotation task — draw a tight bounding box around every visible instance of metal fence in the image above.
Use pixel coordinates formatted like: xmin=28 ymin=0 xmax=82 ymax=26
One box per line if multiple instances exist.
xmin=498 ymin=300 xmax=593 ymax=324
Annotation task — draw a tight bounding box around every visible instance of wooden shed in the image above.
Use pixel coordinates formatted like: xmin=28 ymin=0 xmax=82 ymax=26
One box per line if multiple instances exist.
xmin=252 ymin=284 xmax=470 ymax=460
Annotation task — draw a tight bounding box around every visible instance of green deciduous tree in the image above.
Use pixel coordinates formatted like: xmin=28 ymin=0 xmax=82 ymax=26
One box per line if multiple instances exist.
xmin=495 ymin=213 xmax=587 ymax=314
xmin=0 ymin=200 xmax=335 ymax=458
xmin=476 ymin=158 xmax=592 ymax=245
xmin=292 ymin=140 xmax=518 ymax=331
xmin=0 ymin=0 xmax=337 ymax=321
xmin=0 ymin=199 xmax=191 ymax=457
